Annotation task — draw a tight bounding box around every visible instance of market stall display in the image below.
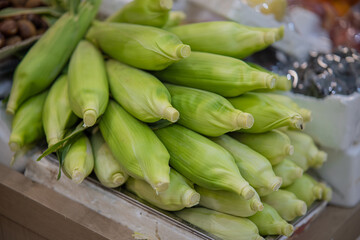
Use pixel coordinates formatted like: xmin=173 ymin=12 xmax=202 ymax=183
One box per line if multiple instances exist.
xmin=1 ymin=0 xmax=338 ymax=239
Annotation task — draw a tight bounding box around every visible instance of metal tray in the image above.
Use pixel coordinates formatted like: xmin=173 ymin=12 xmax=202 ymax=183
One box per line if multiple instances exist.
xmin=24 ymin=154 xmax=327 ymax=240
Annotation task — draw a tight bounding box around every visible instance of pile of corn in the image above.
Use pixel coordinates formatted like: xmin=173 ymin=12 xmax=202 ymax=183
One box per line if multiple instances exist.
xmin=6 ymin=0 xmax=331 ymax=239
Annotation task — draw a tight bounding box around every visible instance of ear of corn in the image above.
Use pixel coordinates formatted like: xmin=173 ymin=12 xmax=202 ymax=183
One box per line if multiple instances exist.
xmin=168 ymin=21 xmax=283 ymax=58
xmin=284 ymin=174 xmax=323 ymax=207
xmin=306 ymin=175 xmax=332 ymax=202
xmin=62 ymin=133 xmax=94 ymax=184
xmin=165 ymin=84 xmax=253 ymax=137
xmin=99 ymin=100 xmax=170 ymax=193
xmin=212 ymin=135 xmax=282 ymax=197
xmin=248 ymin=203 xmax=294 ymax=237
xmin=91 ymin=130 xmax=128 ymax=188
xmin=43 ymin=75 xmax=78 ymax=147
xmin=106 ymin=0 xmax=172 ymax=28
xmin=163 ymin=11 xmax=186 ymax=28
xmin=9 ymin=91 xmax=48 ymax=152
xmin=86 ymin=21 xmax=191 ymax=71
xmin=318 ymin=182 xmax=332 ymax=202
xmin=68 ymin=40 xmax=109 ymax=127
xmin=125 ymin=169 xmax=199 ymax=211
xmin=6 ymin=0 xmax=101 ymax=114
xmin=175 ymin=207 xmax=264 ymax=240
xmin=273 ymin=159 xmax=303 ymax=187
xmin=284 ymin=130 xmax=327 ymax=169
xmin=261 ymin=189 xmax=307 ymax=221
xmin=195 ymin=185 xmax=263 ymax=217
xmin=230 ymin=130 xmax=293 ymax=165
xmin=247 ymin=63 xmax=291 ymax=91
xmin=155 ymin=125 xmax=255 ymax=200
xmin=106 ymin=60 xmax=179 ymax=123
xmin=153 ymin=52 xmax=276 ymax=97
xmin=261 ymin=93 xmax=312 ymax=122
xmin=228 ymin=93 xmax=303 ymax=133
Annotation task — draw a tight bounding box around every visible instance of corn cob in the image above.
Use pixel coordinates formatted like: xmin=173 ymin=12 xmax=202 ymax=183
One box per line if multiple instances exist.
xmin=62 ymin=133 xmax=94 ymax=184
xmin=261 ymin=190 xmax=307 ymax=221
xmin=230 ymin=130 xmax=293 ymax=165
xmin=284 ymin=130 xmax=327 ymax=169
xmin=9 ymin=91 xmax=48 ymax=152
xmin=106 ymin=0 xmax=172 ymax=28
xmin=261 ymin=93 xmax=312 ymax=122
xmin=248 ymin=203 xmax=294 ymax=237
xmin=175 ymin=207 xmax=264 ymax=240
xmin=106 ymin=60 xmax=179 ymax=123
xmin=318 ymin=182 xmax=332 ymax=202
xmin=86 ymin=21 xmax=190 ymax=71
xmin=212 ymin=135 xmax=282 ymax=197
xmin=153 ymin=52 xmax=276 ymax=97
xmin=68 ymin=40 xmax=109 ymax=127
xmin=273 ymin=159 xmax=303 ymax=187
xmin=168 ymin=21 xmax=283 ymax=58
xmin=247 ymin=63 xmax=291 ymax=91
xmin=163 ymin=11 xmax=186 ymax=28
xmin=6 ymin=0 xmax=101 ymax=114
xmin=125 ymin=169 xmax=199 ymax=211
xmin=155 ymin=125 xmax=255 ymax=200
xmin=307 ymin=175 xmax=332 ymax=202
xmin=195 ymin=185 xmax=263 ymax=217
xmin=284 ymin=174 xmax=323 ymax=207
xmin=91 ymin=130 xmax=128 ymax=188
xmin=165 ymin=84 xmax=253 ymax=137
xmin=99 ymin=100 xmax=170 ymax=192
xmin=228 ymin=93 xmax=303 ymax=133
xmin=43 ymin=75 xmax=78 ymax=147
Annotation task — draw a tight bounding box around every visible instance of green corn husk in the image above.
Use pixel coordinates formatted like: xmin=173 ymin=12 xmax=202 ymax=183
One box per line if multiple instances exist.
xmin=153 ymin=52 xmax=276 ymax=97
xmin=261 ymin=93 xmax=312 ymax=122
xmin=163 ymin=11 xmax=186 ymax=28
xmin=318 ymin=182 xmax=332 ymax=202
xmin=125 ymin=169 xmax=200 ymax=211
xmin=228 ymin=93 xmax=303 ymax=133
xmin=261 ymin=190 xmax=307 ymax=221
xmin=155 ymin=125 xmax=256 ymax=200
xmin=175 ymin=207 xmax=264 ymax=240
xmin=68 ymin=40 xmax=109 ymax=127
xmin=9 ymin=91 xmax=48 ymax=152
xmin=165 ymin=84 xmax=254 ymax=137
xmin=212 ymin=135 xmax=282 ymax=197
xmin=43 ymin=75 xmax=78 ymax=147
xmin=106 ymin=0 xmax=172 ymax=27
xmin=307 ymin=175 xmax=332 ymax=202
xmin=168 ymin=21 xmax=283 ymax=58
xmin=248 ymin=203 xmax=294 ymax=237
xmin=287 ymin=150 xmax=309 ymax=170
xmin=6 ymin=0 xmax=101 ymax=114
xmin=273 ymin=159 xmax=303 ymax=187
xmin=99 ymin=100 xmax=170 ymax=192
xmin=247 ymin=63 xmax=291 ymax=91
xmin=230 ymin=130 xmax=293 ymax=165
xmin=91 ymin=130 xmax=128 ymax=188
xmin=106 ymin=60 xmax=179 ymax=123
xmin=195 ymin=185 xmax=263 ymax=217
xmin=284 ymin=130 xmax=327 ymax=169
xmin=63 ymin=133 xmax=94 ymax=184
xmin=284 ymin=174 xmax=323 ymax=207
xmin=86 ymin=21 xmax=191 ymax=71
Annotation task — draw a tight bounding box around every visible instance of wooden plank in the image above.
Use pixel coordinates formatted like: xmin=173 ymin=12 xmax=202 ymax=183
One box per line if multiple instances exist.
xmin=0 ymin=214 xmax=47 ymax=240
xmin=0 ymin=163 xmax=134 ymax=240
xmin=292 ymin=204 xmax=360 ymax=240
